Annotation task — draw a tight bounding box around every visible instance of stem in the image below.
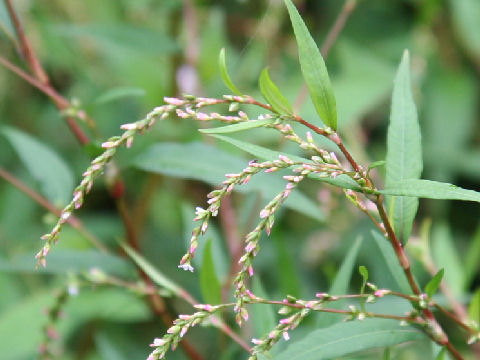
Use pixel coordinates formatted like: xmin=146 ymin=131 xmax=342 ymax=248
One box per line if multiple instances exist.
xmin=294 ymin=0 xmax=357 ymax=111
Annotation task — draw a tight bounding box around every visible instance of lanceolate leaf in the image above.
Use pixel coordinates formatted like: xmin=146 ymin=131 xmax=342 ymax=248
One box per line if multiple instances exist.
xmin=425 ymin=268 xmax=444 ymax=298
xmin=259 ymin=67 xmax=293 ymax=115
xmin=219 ymin=48 xmax=242 ymax=95
xmin=284 ymin=0 xmax=337 ymax=130
xmin=199 ymin=119 xmax=275 ymax=134
xmin=385 ymin=51 xmax=422 ymax=243
xmin=200 ymin=240 xmax=222 ymax=305
xmin=276 ymin=319 xmax=426 ymax=360
xmin=0 ymin=126 xmax=74 ymax=205
xmin=380 ymin=179 xmax=480 ymax=203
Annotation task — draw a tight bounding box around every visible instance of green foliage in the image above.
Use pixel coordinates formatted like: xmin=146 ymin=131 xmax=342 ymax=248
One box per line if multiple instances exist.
xmin=259 ymin=67 xmax=293 ymax=115
xmin=424 ymin=269 xmax=444 ymax=298
xmin=276 ymin=319 xmax=426 ymax=360
xmin=200 ymin=240 xmax=222 ymax=305
xmin=219 ymin=48 xmax=242 ymax=95
xmin=284 ymin=0 xmax=337 ymax=130
xmin=385 ymin=51 xmax=422 ymax=244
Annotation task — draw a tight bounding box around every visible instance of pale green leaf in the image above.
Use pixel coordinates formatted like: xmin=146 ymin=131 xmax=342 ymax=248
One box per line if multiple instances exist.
xmin=425 ymin=268 xmax=444 ymax=298
xmin=199 ymin=119 xmax=275 ymax=134
xmin=380 ymin=179 xmax=480 ymax=203
xmin=284 ymin=0 xmax=337 ymax=129
xmin=0 ymin=126 xmax=74 ymax=205
xmin=449 ymin=0 xmax=480 ymax=58
xmin=219 ymin=48 xmax=242 ymax=95
xmin=94 ymin=86 xmax=145 ymax=105
xmin=465 ymin=226 xmax=480 ymax=287
xmin=121 ymin=243 xmax=181 ymax=294
xmin=371 ymin=230 xmax=411 ymax=293
xmin=385 ymin=50 xmax=422 ymax=244
xmin=259 ymin=67 xmax=293 ymax=115
xmin=318 ymin=236 xmax=363 ymax=327
xmin=208 ymin=134 xmax=309 ymax=163
xmin=431 ymin=223 xmax=464 ymax=296
xmin=276 ymin=319 xmax=426 ymax=360
xmin=468 ymin=289 xmax=480 ymax=324
xmin=200 ymin=240 xmax=222 ymax=305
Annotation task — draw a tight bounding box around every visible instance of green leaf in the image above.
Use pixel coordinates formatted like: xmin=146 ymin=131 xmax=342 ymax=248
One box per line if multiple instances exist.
xmin=435 ymin=347 xmax=447 ymax=360
xmin=385 ymin=50 xmax=422 ymax=244
xmin=200 ymin=240 xmax=222 ymax=305
xmin=431 ymin=223 xmax=464 ymax=296
xmin=359 ymin=265 xmax=369 ymax=282
xmin=199 ymin=119 xmax=275 ymax=134
xmin=258 ymin=67 xmax=293 ymax=115
xmin=219 ymin=48 xmax=242 ymax=95
xmin=132 ymin=142 xmax=323 ymax=221
xmin=318 ymin=236 xmax=363 ymax=327
xmin=371 ymin=230 xmax=411 ymax=293
xmin=0 ymin=250 xmax=135 ymax=278
xmin=94 ymin=86 xmax=146 ymax=105
xmin=0 ymin=126 xmax=74 ymax=205
xmin=465 ymin=226 xmax=480 ymax=287
xmin=276 ymin=319 xmax=426 ymax=360
xmin=284 ymin=0 xmax=337 ymax=130
xmin=425 ymin=269 xmax=444 ymax=298
xmin=251 ymin=277 xmax=276 ymax=338
xmin=468 ymin=289 xmax=480 ymax=324
xmin=368 ymin=160 xmax=386 ymax=171
xmin=121 ymin=243 xmax=181 ymax=295
xmin=380 ymin=179 xmax=480 ymax=203
xmin=209 ymin=134 xmax=309 ymax=163
xmin=449 ymin=0 xmax=480 ymax=59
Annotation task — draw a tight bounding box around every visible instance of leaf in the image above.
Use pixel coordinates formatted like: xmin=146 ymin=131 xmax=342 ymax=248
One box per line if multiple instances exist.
xmin=371 ymin=230 xmax=411 ymax=293
xmin=200 ymin=240 xmax=222 ymax=305
xmin=121 ymin=243 xmax=181 ymax=295
xmin=359 ymin=265 xmax=369 ymax=282
xmin=368 ymin=160 xmax=386 ymax=171
xmin=465 ymin=226 xmax=480 ymax=287
xmin=251 ymin=277 xmax=276 ymax=338
xmin=219 ymin=48 xmax=242 ymax=95
xmin=132 ymin=142 xmax=323 ymax=221
xmin=425 ymin=269 xmax=444 ymax=298
xmin=0 ymin=126 xmax=74 ymax=205
xmin=94 ymin=86 xmax=146 ymax=105
xmin=0 ymin=250 xmax=135 ymax=278
xmin=380 ymin=179 xmax=480 ymax=203
xmin=318 ymin=236 xmax=363 ymax=327
xmin=431 ymin=223 xmax=464 ymax=296
xmin=258 ymin=67 xmax=293 ymax=115
xmin=209 ymin=134 xmax=309 ymax=163
xmin=449 ymin=0 xmax=480 ymax=59
xmin=468 ymin=289 xmax=480 ymax=324
xmin=199 ymin=119 xmax=275 ymax=134
xmin=435 ymin=347 xmax=447 ymax=360
xmin=385 ymin=50 xmax=422 ymax=244
xmin=276 ymin=319 xmax=426 ymax=360
xmin=284 ymin=0 xmax=337 ymax=130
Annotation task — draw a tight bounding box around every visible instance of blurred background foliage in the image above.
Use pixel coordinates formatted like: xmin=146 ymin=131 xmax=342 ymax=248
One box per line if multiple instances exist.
xmin=0 ymin=0 xmax=479 ymax=359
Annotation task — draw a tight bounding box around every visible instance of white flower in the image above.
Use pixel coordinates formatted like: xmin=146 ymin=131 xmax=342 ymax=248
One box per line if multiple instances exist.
xmin=178 ymin=263 xmax=194 ymax=272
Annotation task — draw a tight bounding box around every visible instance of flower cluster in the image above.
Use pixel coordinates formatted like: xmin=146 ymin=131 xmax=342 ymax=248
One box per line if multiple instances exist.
xmin=147 ymin=304 xmax=225 ymax=360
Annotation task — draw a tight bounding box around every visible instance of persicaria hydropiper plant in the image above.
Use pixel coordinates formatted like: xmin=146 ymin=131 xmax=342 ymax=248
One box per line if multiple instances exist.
xmin=36 ymin=1 xmax=480 ymax=359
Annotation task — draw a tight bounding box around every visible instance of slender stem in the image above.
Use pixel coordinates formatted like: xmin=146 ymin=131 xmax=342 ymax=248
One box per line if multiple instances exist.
xmin=294 ymin=0 xmax=357 ymax=111
xmin=4 ymin=0 xmax=50 ymax=84
xmin=0 ymin=166 xmax=107 ymax=252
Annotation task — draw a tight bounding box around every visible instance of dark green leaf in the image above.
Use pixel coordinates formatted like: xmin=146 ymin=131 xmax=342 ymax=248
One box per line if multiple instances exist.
xmin=465 ymin=226 xmax=480 ymax=287
xmin=380 ymin=179 xmax=480 ymax=203
xmin=276 ymin=319 xmax=426 ymax=360
xmin=0 ymin=126 xmax=74 ymax=205
xmin=219 ymin=48 xmax=242 ymax=95
xmin=385 ymin=50 xmax=422 ymax=243
xmin=259 ymin=67 xmax=293 ymax=115
xmin=200 ymin=240 xmax=222 ymax=305
xmin=199 ymin=119 xmax=275 ymax=134
xmin=425 ymin=269 xmax=444 ymax=298
xmin=284 ymin=0 xmax=337 ymax=129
